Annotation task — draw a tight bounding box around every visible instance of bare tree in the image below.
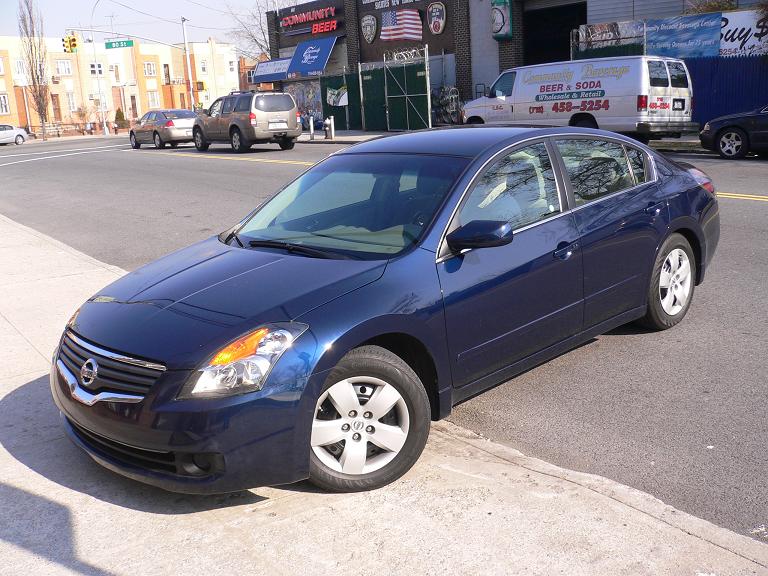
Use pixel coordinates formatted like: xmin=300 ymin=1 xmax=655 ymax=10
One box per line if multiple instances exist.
xmin=18 ymin=0 xmax=50 ymax=140
xmin=758 ymin=0 xmax=768 ymax=18
xmin=227 ymin=0 xmax=297 ymax=57
xmin=685 ymin=0 xmax=736 ymax=13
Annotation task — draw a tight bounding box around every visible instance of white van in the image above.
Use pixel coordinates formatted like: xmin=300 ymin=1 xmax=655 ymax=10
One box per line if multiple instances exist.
xmin=461 ymin=55 xmax=697 ymax=142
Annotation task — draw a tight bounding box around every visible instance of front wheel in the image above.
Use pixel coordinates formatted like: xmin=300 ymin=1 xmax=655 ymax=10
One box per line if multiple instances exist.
xmin=129 ymin=132 xmax=141 ymax=149
xmin=153 ymin=132 xmax=165 ymax=149
xmin=309 ymin=345 xmax=431 ymax=492
xmin=193 ymin=129 xmax=209 ymax=151
xmin=278 ymin=138 xmax=295 ymax=150
xmin=14 ymin=135 xmax=24 ymax=145
xmin=637 ymin=233 xmax=696 ymax=330
xmin=717 ymin=127 xmax=748 ymax=159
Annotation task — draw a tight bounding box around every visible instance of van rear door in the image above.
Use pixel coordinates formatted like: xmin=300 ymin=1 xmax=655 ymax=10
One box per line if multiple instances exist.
xmin=647 ymin=59 xmax=671 ymax=127
xmin=666 ymin=60 xmax=692 ymax=130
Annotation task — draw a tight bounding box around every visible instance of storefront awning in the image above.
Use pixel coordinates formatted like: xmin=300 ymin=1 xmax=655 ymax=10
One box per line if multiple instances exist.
xmin=250 ymin=58 xmax=291 ymax=83
xmin=287 ymin=36 xmax=338 ymax=79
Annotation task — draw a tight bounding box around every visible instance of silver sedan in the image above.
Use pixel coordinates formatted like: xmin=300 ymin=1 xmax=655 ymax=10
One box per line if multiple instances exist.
xmin=129 ymin=109 xmax=197 ymax=149
xmin=0 ymin=124 xmax=27 ymax=145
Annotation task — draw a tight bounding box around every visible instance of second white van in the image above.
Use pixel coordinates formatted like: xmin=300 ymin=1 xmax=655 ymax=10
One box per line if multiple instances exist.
xmin=461 ymin=55 xmax=697 ymax=142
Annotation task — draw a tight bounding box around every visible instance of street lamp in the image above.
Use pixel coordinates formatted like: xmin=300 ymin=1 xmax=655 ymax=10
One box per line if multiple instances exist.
xmin=91 ymin=0 xmax=109 ymax=136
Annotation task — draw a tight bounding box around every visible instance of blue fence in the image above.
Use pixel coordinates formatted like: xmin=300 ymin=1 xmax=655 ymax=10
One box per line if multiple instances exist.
xmin=684 ymin=56 xmax=768 ymax=125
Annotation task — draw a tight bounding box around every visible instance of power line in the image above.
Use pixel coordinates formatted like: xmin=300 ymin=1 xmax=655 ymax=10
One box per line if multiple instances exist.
xmin=107 ymin=0 xmax=232 ymax=31
xmin=183 ymin=0 xmax=250 ymax=18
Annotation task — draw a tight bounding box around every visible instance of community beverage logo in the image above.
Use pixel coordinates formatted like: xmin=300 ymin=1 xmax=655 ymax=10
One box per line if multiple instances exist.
xmin=302 ymin=45 xmax=322 ymax=65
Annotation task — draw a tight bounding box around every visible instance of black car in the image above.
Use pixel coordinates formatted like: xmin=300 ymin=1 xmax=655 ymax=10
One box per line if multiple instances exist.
xmin=699 ymin=104 xmax=768 ymax=159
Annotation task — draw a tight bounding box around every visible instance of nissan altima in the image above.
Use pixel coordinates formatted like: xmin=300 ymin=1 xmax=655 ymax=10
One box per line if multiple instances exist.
xmin=50 ymin=127 xmax=720 ymax=493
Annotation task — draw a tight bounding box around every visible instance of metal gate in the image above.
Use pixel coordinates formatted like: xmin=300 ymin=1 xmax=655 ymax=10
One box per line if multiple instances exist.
xmin=360 ymin=67 xmax=387 ymax=131
xmin=383 ymin=47 xmax=431 ymax=131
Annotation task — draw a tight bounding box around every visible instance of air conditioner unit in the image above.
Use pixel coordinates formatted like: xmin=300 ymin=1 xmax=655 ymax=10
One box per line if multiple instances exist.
xmin=51 ymin=75 xmax=60 ymax=84
xmin=195 ymin=81 xmax=206 ymax=91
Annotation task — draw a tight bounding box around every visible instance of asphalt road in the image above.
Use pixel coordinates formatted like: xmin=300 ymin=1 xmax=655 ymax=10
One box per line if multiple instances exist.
xmin=1 ymin=136 xmax=766 ymax=541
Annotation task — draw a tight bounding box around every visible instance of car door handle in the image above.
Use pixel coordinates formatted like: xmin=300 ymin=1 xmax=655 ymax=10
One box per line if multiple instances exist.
xmin=553 ymin=242 xmax=578 ymax=260
xmin=645 ymin=201 xmax=666 ymax=215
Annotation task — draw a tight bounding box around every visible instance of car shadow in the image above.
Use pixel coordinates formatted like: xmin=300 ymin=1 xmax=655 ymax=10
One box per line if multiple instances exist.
xmin=0 ymin=374 xmax=264 ymax=514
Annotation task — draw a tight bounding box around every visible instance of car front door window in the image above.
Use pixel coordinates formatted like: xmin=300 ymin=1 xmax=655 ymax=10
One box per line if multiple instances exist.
xmin=209 ymin=100 xmax=222 ymax=117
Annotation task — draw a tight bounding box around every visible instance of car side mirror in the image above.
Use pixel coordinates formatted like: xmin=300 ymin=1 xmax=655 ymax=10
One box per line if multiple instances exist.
xmin=484 ymin=87 xmax=491 ymax=97
xmin=445 ymin=220 xmax=514 ymax=252
xmin=486 ymin=90 xmax=496 ymax=99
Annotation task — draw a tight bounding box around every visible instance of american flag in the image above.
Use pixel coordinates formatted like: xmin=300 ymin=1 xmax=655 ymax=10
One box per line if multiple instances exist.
xmin=380 ymin=9 xmax=422 ymax=41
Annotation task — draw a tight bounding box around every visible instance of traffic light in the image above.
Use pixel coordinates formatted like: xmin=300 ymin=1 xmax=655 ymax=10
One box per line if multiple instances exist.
xmin=62 ymin=35 xmax=71 ymax=53
xmin=69 ymin=34 xmax=78 ymax=53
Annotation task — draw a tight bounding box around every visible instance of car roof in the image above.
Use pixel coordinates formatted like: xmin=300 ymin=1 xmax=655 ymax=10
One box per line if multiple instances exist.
xmin=341 ymin=126 xmax=543 ymax=158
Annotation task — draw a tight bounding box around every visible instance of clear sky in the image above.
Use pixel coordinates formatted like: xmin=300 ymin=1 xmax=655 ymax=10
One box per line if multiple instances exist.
xmin=0 ymin=0 xmax=254 ymax=48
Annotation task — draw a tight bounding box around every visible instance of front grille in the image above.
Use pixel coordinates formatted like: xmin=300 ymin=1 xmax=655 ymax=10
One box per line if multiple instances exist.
xmin=68 ymin=418 xmax=178 ymax=474
xmin=58 ymin=331 xmax=165 ymax=397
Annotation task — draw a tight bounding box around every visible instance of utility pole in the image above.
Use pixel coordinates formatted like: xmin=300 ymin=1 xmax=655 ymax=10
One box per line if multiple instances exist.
xmin=181 ymin=17 xmax=195 ymax=110
xmin=90 ymin=0 xmax=109 ymax=135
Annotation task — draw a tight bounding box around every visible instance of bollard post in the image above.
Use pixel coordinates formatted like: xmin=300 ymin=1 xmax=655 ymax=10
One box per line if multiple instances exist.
xmin=330 ymin=116 xmax=335 ymax=140
xmin=309 ymin=115 xmax=315 ymax=141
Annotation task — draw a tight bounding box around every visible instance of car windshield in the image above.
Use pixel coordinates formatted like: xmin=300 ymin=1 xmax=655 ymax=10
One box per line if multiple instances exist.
xmin=237 ymin=153 xmax=469 ymax=258
xmin=163 ymin=110 xmax=196 ymax=119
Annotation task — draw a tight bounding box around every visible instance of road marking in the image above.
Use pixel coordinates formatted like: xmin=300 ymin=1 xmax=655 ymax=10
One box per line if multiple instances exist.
xmin=717 ymin=192 xmax=768 ymax=203
xmin=0 ymin=143 xmax=128 ymax=159
xmin=125 ymin=149 xmax=315 ymax=166
xmin=0 ymin=147 xmax=126 ymax=168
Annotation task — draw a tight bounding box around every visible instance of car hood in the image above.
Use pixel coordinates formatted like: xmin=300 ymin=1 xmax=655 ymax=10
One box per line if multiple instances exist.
xmin=709 ymin=109 xmax=760 ymax=123
xmin=69 ymin=237 xmax=386 ymax=369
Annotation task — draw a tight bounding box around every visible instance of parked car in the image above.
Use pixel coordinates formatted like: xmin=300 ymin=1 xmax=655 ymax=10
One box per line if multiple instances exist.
xmin=462 ymin=55 xmax=697 ymax=143
xmin=699 ymin=104 xmax=768 ymax=159
xmin=129 ymin=109 xmax=197 ymax=149
xmin=51 ymin=126 xmax=719 ymax=494
xmin=193 ymin=91 xmax=302 ymax=153
xmin=0 ymin=124 xmax=27 ymax=145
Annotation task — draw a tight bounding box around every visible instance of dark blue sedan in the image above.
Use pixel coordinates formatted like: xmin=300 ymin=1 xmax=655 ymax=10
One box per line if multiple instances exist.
xmin=50 ymin=127 xmax=720 ymax=493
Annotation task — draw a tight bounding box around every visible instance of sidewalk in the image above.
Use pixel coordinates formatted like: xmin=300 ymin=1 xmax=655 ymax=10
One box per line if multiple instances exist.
xmin=1 ymin=213 xmax=765 ymax=575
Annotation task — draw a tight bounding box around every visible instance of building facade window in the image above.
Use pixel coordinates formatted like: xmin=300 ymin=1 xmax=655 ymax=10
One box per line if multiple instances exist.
xmin=56 ymin=60 xmax=72 ymax=76
xmin=0 ymin=94 xmax=10 ymax=115
xmin=200 ymin=60 xmax=207 ymax=74
xmin=143 ymin=62 xmax=156 ymax=76
xmin=15 ymin=59 xmax=25 ymax=76
xmin=0 ymin=58 xmax=4 ymax=75
xmin=147 ymin=90 xmax=160 ymax=108
xmin=90 ymin=62 xmax=103 ymax=75
xmin=66 ymin=92 xmax=77 ymax=112
xmin=229 ymin=60 xmax=235 ymax=73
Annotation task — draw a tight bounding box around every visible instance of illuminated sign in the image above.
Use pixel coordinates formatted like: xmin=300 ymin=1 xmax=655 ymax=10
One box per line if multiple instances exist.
xmin=281 ymin=7 xmax=337 ymax=27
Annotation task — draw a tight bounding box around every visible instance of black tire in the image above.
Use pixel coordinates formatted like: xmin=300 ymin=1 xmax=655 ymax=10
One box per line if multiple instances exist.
xmin=153 ymin=132 xmax=165 ymax=149
xmin=716 ymin=127 xmax=749 ymax=159
xmin=637 ymin=233 xmax=696 ymax=331
xmin=278 ymin=138 xmax=295 ymax=150
xmin=632 ymin=134 xmax=650 ymax=145
xmin=14 ymin=135 xmax=24 ymax=145
xmin=230 ymin=128 xmax=250 ymax=153
xmin=170 ymin=142 xmax=178 ymax=148
xmin=129 ymin=132 xmax=141 ymax=149
xmin=193 ymin=128 xmax=209 ymax=151
xmin=465 ymin=116 xmax=484 ymax=125
xmin=308 ymin=345 xmax=431 ymax=492
xmin=574 ymin=116 xmax=598 ymax=129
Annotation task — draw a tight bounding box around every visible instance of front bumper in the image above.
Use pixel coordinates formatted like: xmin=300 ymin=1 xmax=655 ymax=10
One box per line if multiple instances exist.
xmin=50 ymin=350 xmax=320 ymax=494
xmin=699 ymin=130 xmax=716 ymax=151
xmin=636 ymin=121 xmax=699 ymax=135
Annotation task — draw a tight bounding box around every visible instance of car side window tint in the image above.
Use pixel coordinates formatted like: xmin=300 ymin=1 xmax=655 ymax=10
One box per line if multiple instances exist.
xmin=625 ymin=146 xmax=649 ymax=184
xmin=667 ymin=62 xmax=689 ymax=88
xmin=147 ymin=112 xmax=156 ymax=122
xmin=209 ymin=100 xmax=222 ymax=117
xmin=222 ymin=98 xmax=235 ymax=114
xmin=459 ymin=142 xmax=561 ymax=229
xmin=556 ymin=139 xmax=636 ymax=206
xmin=491 ymin=71 xmax=516 ymax=97
xmin=648 ymin=61 xmax=669 ymax=88
xmin=235 ymin=96 xmax=251 ymax=112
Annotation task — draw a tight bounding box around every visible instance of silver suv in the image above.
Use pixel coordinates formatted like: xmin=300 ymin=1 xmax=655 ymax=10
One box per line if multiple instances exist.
xmin=193 ymin=91 xmax=302 ymax=153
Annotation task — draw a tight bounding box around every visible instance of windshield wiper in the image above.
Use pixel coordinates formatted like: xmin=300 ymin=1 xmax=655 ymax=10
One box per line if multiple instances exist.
xmin=248 ymin=239 xmax=347 ymax=259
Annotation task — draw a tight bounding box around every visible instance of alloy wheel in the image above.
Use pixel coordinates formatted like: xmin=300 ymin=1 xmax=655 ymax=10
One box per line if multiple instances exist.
xmin=232 ymin=130 xmax=241 ymax=150
xmin=719 ymin=131 xmax=742 ymax=157
xmin=659 ymin=248 xmax=692 ymax=316
xmin=311 ymin=376 xmax=410 ymax=475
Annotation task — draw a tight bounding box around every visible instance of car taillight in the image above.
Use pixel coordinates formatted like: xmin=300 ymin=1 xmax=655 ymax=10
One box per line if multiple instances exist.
xmin=687 ymin=166 xmax=715 ymax=195
xmin=637 ymin=95 xmax=648 ymax=112
xmin=249 ymin=112 xmax=257 ymax=125
xmin=165 ymin=120 xmax=174 ymax=127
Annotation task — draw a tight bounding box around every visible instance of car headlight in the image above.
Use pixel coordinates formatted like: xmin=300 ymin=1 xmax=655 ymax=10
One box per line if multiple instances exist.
xmin=703 ymin=122 xmax=710 ymax=132
xmin=178 ymin=322 xmax=308 ymax=399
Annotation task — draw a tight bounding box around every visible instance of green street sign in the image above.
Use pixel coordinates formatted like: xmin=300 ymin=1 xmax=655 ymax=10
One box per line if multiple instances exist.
xmin=105 ymin=39 xmax=134 ymax=49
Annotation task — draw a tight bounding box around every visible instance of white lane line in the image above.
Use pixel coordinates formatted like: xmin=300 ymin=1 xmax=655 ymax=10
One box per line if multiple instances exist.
xmin=0 ymin=143 xmax=128 ymax=159
xmin=0 ymin=148 xmax=126 ymax=168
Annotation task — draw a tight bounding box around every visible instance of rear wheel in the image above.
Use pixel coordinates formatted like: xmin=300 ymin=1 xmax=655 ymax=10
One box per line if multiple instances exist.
xmin=309 ymin=345 xmax=431 ymax=492
xmin=129 ymin=132 xmax=141 ymax=149
xmin=193 ymin=129 xmax=209 ymax=151
xmin=573 ymin=116 xmax=598 ymax=129
xmin=278 ymin=138 xmax=295 ymax=150
xmin=717 ymin=127 xmax=748 ymax=159
xmin=153 ymin=132 xmax=165 ymax=149
xmin=14 ymin=135 xmax=24 ymax=145
xmin=170 ymin=142 xmax=178 ymax=148
xmin=230 ymin=128 xmax=250 ymax=153
xmin=638 ymin=233 xmax=696 ymax=330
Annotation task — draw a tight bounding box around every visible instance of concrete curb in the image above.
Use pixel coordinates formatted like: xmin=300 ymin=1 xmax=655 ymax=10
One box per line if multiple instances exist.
xmin=435 ymin=420 xmax=768 ymax=568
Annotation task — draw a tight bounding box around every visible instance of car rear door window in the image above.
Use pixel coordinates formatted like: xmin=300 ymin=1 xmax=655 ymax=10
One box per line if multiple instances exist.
xmin=253 ymin=94 xmax=295 ymax=112
xmin=459 ymin=142 xmax=561 ymax=229
xmin=625 ymin=146 xmax=649 ymax=184
xmin=556 ymin=139 xmax=636 ymax=206
xmin=667 ymin=62 xmax=689 ymax=88
xmin=648 ymin=60 xmax=669 ymax=87
xmin=235 ymin=95 xmax=251 ymax=112
xmin=222 ymin=97 xmax=235 ymax=114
